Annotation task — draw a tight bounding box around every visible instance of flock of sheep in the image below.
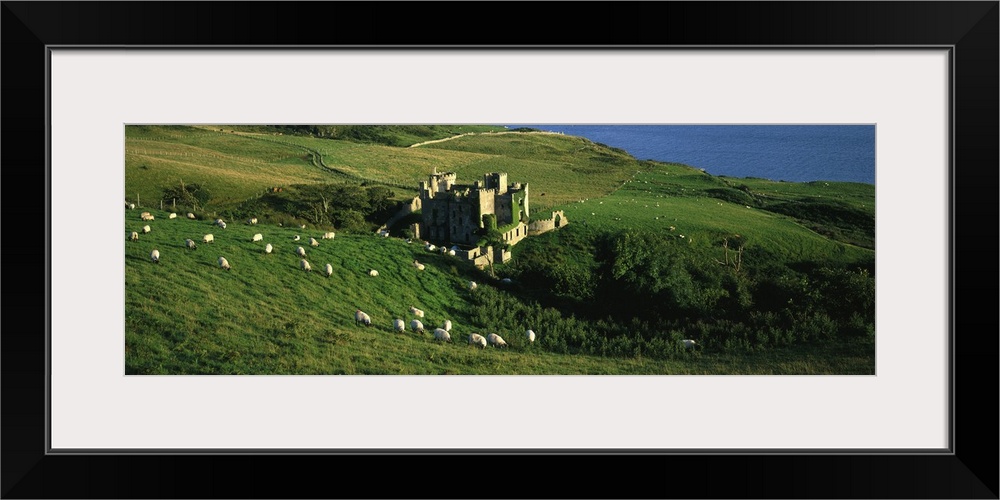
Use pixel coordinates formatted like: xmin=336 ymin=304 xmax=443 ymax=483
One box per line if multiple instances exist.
xmin=127 ymin=206 xmax=539 ymax=351
xmin=355 ymin=305 xmax=537 ymax=348
xmin=130 ymin=210 xmax=343 ymax=276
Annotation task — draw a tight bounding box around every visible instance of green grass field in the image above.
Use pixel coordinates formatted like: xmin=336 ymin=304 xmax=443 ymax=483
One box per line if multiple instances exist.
xmin=124 ymin=126 xmax=875 ymax=375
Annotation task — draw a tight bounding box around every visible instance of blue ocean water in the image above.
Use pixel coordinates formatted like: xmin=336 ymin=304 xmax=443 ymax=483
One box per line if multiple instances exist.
xmin=503 ymin=125 xmax=875 ymax=185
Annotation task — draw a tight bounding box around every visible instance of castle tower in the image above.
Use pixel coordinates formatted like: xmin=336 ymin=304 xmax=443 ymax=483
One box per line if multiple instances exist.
xmin=484 ymin=172 xmax=508 ymax=195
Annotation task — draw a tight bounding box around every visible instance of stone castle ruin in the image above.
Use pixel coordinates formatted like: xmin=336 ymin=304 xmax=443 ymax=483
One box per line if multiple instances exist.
xmin=412 ymin=170 xmax=568 ymax=268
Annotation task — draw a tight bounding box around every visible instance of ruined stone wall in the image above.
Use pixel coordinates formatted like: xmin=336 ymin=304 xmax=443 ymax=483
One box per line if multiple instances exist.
xmin=500 ymin=221 xmax=529 ymax=247
xmin=527 ymin=210 xmax=569 ymax=236
xmin=447 ymin=197 xmax=480 ymax=245
xmin=495 ymin=194 xmax=513 ymax=226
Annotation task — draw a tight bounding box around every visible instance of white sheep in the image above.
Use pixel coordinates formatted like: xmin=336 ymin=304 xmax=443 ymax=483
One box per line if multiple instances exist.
xmin=218 ymin=256 xmax=231 ymax=271
xmin=409 ymin=306 xmax=424 ymax=318
xmin=433 ymin=328 xmax=452 ymax=342
xmin=142 ymin=225 xmax=151 ymax=234
xmin=325 ymin=263 xmax=333 ymax=277
xmin=215 ymin=218 xmax=226 ymax=227
xmin=468 ymin=333 xmax=487 ymax=349
xmin=682 ymin=339 xmax=698 ymax=349
xmin=427 ymin=244 xmax=437 ymax=252
xmin=169 ymin=213 xmax=177 ymax=219
xmin=355 ymin=309 xmax=372 ymax=327
xmin=296 ymin=246 xmax=306 ymax=257
xmin=393 ymin=319 xmax=405 ymax=332
xmin=128 ymin=203 xmax=136 ymax=210
xmin=128 ymin=231 xmax=139 ymax=242
xmin=203 ymin=234 xmax=214 ymax=244
xmin=141 ymin=212 xmax=154 ymax=221
xmin=252 ymin=233 xmax=263 ymax=242
xmin=300 ymin=259 xmax=312 ymax=272
xmin=526 ymin=329 xmax=536 ymax=343
xmin=413 ymin=260 xmax=425 ymax=270
xmin=293 ymin=235 xmax=301 ymax=241
xmin=410 ymin=319 xmax=424 ymax=333
xmin=185 ymin=238 xmax=197 ymax=249
xmin=187 ymin=212 xmax=196 ymax=219
xmin=150 ymin=249 xmax=160 ymax=264
xmin=249 ymin=217 xmax=258 ymax=225
xmin=219 ymin=221 xmax=227 ymax=229
xmin=447 ymin=249 xmax=456 ymax=256
xmin=442 ymin=320 xmax=452 ymax=332
xmin=309 ymin=237 xmax=319 ymax=247
xmin=468 ymin=281 xmax=477 ymax=291
xmin=265 ymin=243 xmax=273 ymax=254
xmin=322 ymin=232 xmax=335 ymax=240
xmin=486 ymin=333 xmax=507 ymax=348
xmin=368 ymin=269 xmax=379 ymax=277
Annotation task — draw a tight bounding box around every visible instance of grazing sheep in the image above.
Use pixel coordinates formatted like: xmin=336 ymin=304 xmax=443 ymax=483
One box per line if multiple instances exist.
xmin=368 ymin=269 xmax=379 ymax=277
xmin=215 ymin=218 xmax=226 ymax=227
xmin=409 ymin=306 xmax=424 ymax=318
xmin=447 ymin=249 xmax=456 ymax=256
xmin=394 ymin=319 xmax=405 ymax=332
xmin=140 ymin=212 xmax=154 ymax=221
xmin=128 ymin=231 xmax=139 ymax=242
xmin=218 ymin=256 xmax=231 ymax=271
xmin=293 ymin=235 xmax=301 ymax=241
xmin=321 ymin=232 xmax=335 ymax=240
xmin=150 ymin=249 xmax=160 ymax=264
xmin=413 ymin=260 xmax=425 ymax=270
xmin=410 ymin=319 xmax=424 ymax=333
xmin=142 ymin=225 xmax=151 ymax=234
xmin=433 ymin=328 xmax=452 ymax=342
xmin=128 ymin=203 xmax=136 ymax=210
xmin=187 ymin=212 xmax=196 ymax=219
xmin=300 ymin=259 xmax=312 ymax=272
xmin=296 ymin=246 xmax=306 ymax=257
xmin=203 ymin=234 xmax=214 ymax=244
xmin=265 ymin=243 xmax=273 ymax=254
xmin=526 ymin=329 xmax=536 ymax=343
xmin=442 ymin=320 xmax=452 ymax=332
xmin=682 ymin=339 xmax=698 ymax=349
xmin=468 ymin=333 xmax=487 ymax=349
xmin=219 ymin=221 xmax=227 ymax=229
xmin=440 ymin=247 xmax=448 ymax=254
xmin=325 ymin=263 xmax=333 ymax=277
xmin=427 ymin=244 xmax=437 ymax=252
xmin=168 ymin=213 xmax=177 ymax=219
xmin=309 ymin=237 xmax=319 ymax=247
xmin=486 ymin=333 xmax=507 ymax=348
xmin=249 ymin=217 xmax=258 ymax=225
xmin=300 ymin=225 xmax=306 ymax=229
xmin=468 ymin=281 xmax=477 ymax=291
xmin=355 ymin=309 xmax=372 ymax=327
xmin=185 ymin=238 xmax=197 ymax=249
xmin=252 ymin=233 xmax=263 ymax=242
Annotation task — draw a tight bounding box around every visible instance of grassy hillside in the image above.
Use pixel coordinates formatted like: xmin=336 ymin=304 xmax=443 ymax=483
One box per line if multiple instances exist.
xmin=125 ymin=127 xmax=646 ymax=215
xmin=124 ymin=125 xmax=876 ymax=375
xmin=125 ymin=208 xmax=873 ymax=375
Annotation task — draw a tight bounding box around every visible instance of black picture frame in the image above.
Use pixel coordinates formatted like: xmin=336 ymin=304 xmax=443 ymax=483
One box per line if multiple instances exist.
xmin=3 ymin=2 xmax=997 ymax=498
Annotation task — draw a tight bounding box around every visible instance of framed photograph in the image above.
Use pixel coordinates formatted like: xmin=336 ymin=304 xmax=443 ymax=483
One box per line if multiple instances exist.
xmin=4 ymin=2 xmax=996 ymax=498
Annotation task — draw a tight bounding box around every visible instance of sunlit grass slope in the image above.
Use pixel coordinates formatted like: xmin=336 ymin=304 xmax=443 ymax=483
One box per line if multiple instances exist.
xmin=533 ymin=168 xmax=873 ymax=265
xmin=124 ymin=209 xmax=874 ymax=375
